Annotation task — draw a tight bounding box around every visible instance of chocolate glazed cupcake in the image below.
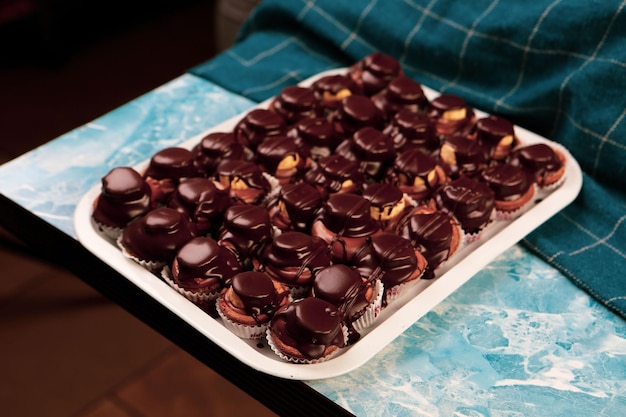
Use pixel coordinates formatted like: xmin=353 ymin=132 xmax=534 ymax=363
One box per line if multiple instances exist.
xmin=436 ymin=175 xmax=495 ymax=241
xmin=253 ymin=231 xmax=332 ymax=298
xmin=395 ymin=206 xmax=461 ymax=279
xmin=267 ymin=182 xmax=324 ymax=233
xmin=267 ymin=297 xmax=347 ymax=363
xmin=311 ymin=193 xmax=382 ymax=263
xmin=217 ymin=271 xmax=290 ymax=339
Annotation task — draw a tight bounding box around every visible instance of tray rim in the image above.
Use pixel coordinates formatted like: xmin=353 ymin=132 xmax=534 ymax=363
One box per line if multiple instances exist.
xmin=73 ymin=69 xmax=583 ymax=380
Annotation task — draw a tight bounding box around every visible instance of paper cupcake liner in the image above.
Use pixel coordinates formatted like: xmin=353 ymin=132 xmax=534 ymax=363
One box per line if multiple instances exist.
xmin=160 ymin=266 xmax=220 ymax=306
xmin=493 ymin=184 xmax=538 ymax=221
xmin=385 ymin=271 xmax=425 ymax=306
xmin=265 ymin=325 xmax=349 ymax=364
xmin=93 ymin=220 xmax=123 ymax=241
xmin=216 ymin=301 xmax=269 ymax=339
xmin=352 ymin=279 xmax=384 ymax=333
xmin=261 ymin=172 xmax=282 ymax=206
xmin=117 ymin=235 xmax=166 ymax=274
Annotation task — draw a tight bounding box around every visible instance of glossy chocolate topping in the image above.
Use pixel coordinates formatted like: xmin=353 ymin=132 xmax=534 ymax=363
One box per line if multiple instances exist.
xmin=383 ymin=108 xmax=439 ymax=153
xmin=234 ymin=108 xmax=287 ymax=149
xmin=120 ymin=207 xmax=195 ymax=262
xmin=192 ymin=132 xmax=245 ymax=175
xmin=396 ymin=209 xmax=453 ymax=276
xmin=216 ymin=160 xmax=270 ymax=192
xmin=218 ymin=204 xmax=273 ymax=260
xmin=312 ymin=74 xmax=362 ymax=109
xmin=320 ymin=193 xmax=380 ymax=237
xmin=509 ymin=143 xmax=563 ymax=181
xmin=167 ymin=178 xmax=230 ymax=234
xmin=255 ymin=135 xmax=307 ymax=176
xmin=351 ymin=127 xmax=396 ymax=163
xmin=392 ymin=148 xmax=438 ymax=184
xmin=429 ymin=94 xmax=469 ymax=116
xmin=270 ymin=86 xmax=323 ymax=123
xmin=372 ymin=75 xmax=428 ymax=116
xmin=312 ymin=264 xmax=370 ymax=321
xmin=352 ymin=233 xmax=418 ymax=287
xmin=437 ymin=175 xmax=495 ymax=233
xmin=475 ymin=116 xmax=515 ymax=146
xmin=350 ymin=52 xmax=402 ymax=95
xmin=174 ymin=237 xmax=241 ymax=288
xmin=272 ymin=182 xmax=324 ymax=232
xmin=332 ymin=95 xmax=385 ymax=136
xmin=304 ymin=154 xmax=364 ymax=195
xmin=260 ymin=231 xmax=332 ymax=284
xmin=441 ymin=134 xmax=488 ymax=176
xmin=479 ymin=163 xmax=532 ymax=200
xmin=93 ymin=167 xmax=152 ymax=228
xmin=144 ymin=147 xmax=197 ymax=181
xmin=289 ymin=117 xmax=340 ymax=157
xmin=230 ymin=271 xmax=286 ymax=319
xmin=362 ymin=182 xmax=404 ymax=209
xmin=270 ymin=297 xmax=345 ymax=359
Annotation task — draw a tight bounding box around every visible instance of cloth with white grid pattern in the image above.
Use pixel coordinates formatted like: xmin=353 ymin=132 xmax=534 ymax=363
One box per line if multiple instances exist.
xmin=191 ymin=0 xmax=626 ymax=318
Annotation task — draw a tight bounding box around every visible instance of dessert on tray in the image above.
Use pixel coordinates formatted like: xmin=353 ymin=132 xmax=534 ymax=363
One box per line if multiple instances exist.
xmin=89 ymin=52 xmax=571 ymax=365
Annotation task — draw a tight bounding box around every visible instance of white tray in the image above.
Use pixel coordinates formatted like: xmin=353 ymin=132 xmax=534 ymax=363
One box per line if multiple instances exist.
xmin=74 ymin=69 xmax=583 ymax=380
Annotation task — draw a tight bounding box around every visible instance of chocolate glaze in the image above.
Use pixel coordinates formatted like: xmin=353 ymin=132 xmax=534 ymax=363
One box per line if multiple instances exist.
xmin=229 ymin=271 xmax=288 ymax=321
xmin=331 ymin=95 xmax=385 ymax=138
xmin=289 ymin=117 xmax=341 ymax=159
xmin=217 ymin=204 xmax=273 ymax=264
xmin=93 ymin=167 xmax=153 ymax=229
xmin=337 ymin=127 xmax=396 ymax=180
xmin=440 ymin=133 xmax=488 ymax=177
xmin=372 ymin=75 xmax=429 ymax=117
xmin=388 ymin=148 xmax=442 ymax=200
xmin=349 ymin=52 xmax=402 ymax=96
xmin=255 ymin=135 xmax=309 ymax=180
xmin=215 ymin=159 xmax=271 ymax=204
xmin=428 ymin=94 xmax=475 ymax=137
xmin=173 ymin=236 xmax=241 ymax=289
xmin=319 ymin=193 xmax=380 ymax=238
xmin=258 ymin=231 xmax=332 ymax=286
xmin=312 ymin=74 xmax=362 ymax=109
xmin=383 ymin=109 xmax=440 ymax=154
xmin=362 ymin=182 xmax=408 ymax=231
xmin=396 ymin=209 xmax=454 ymax=278
xmin=192 ymin=132 xmax=245 ymax=176
xmin=144 ymin=147 xmax=197 ymax=181
xmin=437 ymin=175 xmax=495 ymax=233
xmin=508 ymin=143 xmax=563 ymax=184
xmin=267 ymin=182 xmax=324 ymax=233
xmin=270 ymin=297 xmax=345 ymax=360
xmin=474 ymin=116 xmax=518 ymax=158
xmin=352 ymin=232 xmax=418 ymax=287
xmin=479 ymin=163 xmax=532 ymax=200
xmin=270 ymin=86 xmax=323 ymax=124
xmin=304 ymin=154 xmax=364 ymax=196
xmin=167 ymin=178 xmax=230 ymax=236
xmin=234 ymin=108 xmax=287 ymax=150
xmin=312 ymin=264 xmax=371 ymax=323
xmin=120 ymin=207 xmax=195 ymax=263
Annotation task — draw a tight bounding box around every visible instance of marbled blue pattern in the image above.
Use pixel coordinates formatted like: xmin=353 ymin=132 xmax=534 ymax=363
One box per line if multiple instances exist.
xmin=310 ymin=246 xmax=626 ymax=416
xmin=0 ymin=76 xmax=624 ymax=416
xmin=0 ymin=74 xmax=255 ymax=236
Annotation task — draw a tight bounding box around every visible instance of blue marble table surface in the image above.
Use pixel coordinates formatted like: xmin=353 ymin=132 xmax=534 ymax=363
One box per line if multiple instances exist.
xmin=1 ymin=74 xmax=624 ymax=417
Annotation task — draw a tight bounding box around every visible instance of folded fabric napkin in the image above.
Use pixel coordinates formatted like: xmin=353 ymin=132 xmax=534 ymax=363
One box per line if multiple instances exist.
xmin=191 ymin=0 xmax=626 ymax=318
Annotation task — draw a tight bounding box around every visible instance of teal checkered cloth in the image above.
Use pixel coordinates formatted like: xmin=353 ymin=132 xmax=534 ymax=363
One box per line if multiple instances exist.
xmin=191 ymin=0 xmax=626 ymax=318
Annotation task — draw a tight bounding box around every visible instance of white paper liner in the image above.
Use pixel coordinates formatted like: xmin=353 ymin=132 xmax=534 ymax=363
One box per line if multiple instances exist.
xmin=385 ymin=271 xmax=424 ymax=306
xmin=160 ymin=266 xmax=220 ymax=306
xmin=265 ymin=324 xmax=349 ymax=364
xmin=93 ymin=220 xmax=123 ymax=241
xmin=493 ymin=184 xmax=538 ymax=221
xmin=352 ymin=279 xmax=384 ymax=333
xmin=216 ymin=301 xmax=269 ymax=340
xmin=116 ymin=235 xmax=166 ymax=274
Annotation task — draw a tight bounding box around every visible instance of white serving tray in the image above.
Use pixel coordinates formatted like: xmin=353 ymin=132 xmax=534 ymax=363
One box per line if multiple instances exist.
xmin=74 ymin=69 xmax=582 ymax=380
